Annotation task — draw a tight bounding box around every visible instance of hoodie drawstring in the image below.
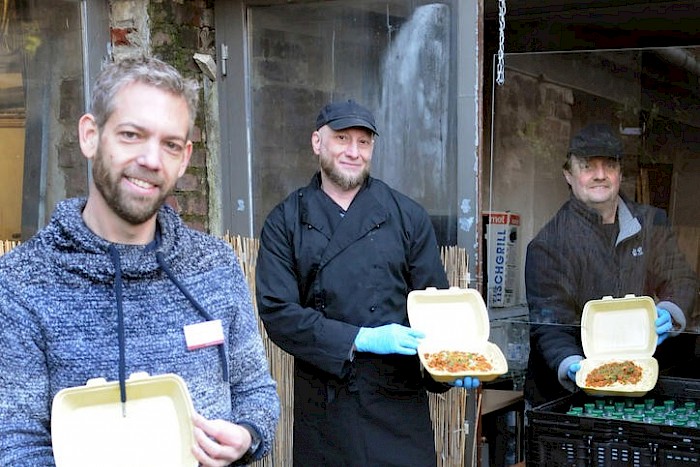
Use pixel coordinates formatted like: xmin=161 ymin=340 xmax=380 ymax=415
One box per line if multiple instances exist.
xmin=107 ymin=245 xmax=128 ymax=416
xmin=156 ymin=252 xmax=230 ymax=382
xmin=107 ymin=243 xmax=230 ymax=417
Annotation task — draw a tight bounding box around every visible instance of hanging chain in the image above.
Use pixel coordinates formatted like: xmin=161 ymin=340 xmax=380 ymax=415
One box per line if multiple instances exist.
xmin=496 ymin=0 xmax=507 ymax=85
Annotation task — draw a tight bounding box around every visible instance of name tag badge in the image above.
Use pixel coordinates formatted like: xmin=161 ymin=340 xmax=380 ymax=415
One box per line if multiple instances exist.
xmin=184 ymin=319 xmax=225 ymax=351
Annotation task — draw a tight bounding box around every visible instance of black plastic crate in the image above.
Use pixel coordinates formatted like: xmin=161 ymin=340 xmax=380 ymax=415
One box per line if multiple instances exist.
xmin=527 ymin=377 xmax=700 ymax=466
xmin=589 ymin=438 xmax=655 ymax=467
xmin=528 ymin=425 xmax=657 ymax=467
xmin=530 ymin=430 xmax=589 ymax=466
xmin=656 ymin=444 xmax=700 ymax=466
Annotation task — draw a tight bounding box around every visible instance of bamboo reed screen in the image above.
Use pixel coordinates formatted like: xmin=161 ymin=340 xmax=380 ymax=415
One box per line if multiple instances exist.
xmin=0 ymin=240 xmax=19 ymax=256
xmin=224 ymin=234 xmax=295 ymax=467
xmin=0 ymin=238 xmax=473 ymax=466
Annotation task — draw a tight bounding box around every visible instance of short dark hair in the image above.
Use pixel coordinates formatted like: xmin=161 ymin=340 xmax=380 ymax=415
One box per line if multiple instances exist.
xmin=90 ymin=56 xmax=200 ymax=137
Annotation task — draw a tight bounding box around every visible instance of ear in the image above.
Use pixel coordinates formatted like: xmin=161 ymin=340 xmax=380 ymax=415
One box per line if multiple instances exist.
xmin=311 ymin=130 xmax=322 ymax=155
xmin=177 ymin=141 xmax=193 ymax=178
xmin=563 ymin=168 xmax=573 ymax=186
xmin=79 ymin=114 xmax=99 ymax=160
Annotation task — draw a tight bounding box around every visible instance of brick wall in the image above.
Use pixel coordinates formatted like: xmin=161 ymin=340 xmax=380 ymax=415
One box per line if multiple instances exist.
xmin=110 ymin=0 xmax=215 ymax=232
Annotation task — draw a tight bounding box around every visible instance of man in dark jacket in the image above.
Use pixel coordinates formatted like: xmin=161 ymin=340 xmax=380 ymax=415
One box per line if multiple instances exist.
xmin=255 ymin=100 xmax=479 ymax=467
xmin=524 ymin=123 xmax=698 ymax=408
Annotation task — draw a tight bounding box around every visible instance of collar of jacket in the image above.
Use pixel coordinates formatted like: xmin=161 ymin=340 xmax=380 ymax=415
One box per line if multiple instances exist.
xmin=568 ymin=194 xmax=641 ymax=245
xmin=616 ymin=197 xmax=642 ymax=245
xmin=298 ymin=173 xmax=389 ymax=268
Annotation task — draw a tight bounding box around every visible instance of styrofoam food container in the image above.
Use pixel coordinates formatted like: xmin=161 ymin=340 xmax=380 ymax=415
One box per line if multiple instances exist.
xmin=407 ymin=287 xmax=508 ymax=382
xmin=51 ymin=372 xmax=197 ymax=467
xmin=576 ymin=294 xmax=659 ymax=397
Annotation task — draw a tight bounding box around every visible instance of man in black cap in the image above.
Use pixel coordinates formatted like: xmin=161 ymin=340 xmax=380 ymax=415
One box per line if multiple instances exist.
xmin=255 ymin=100 xmax=479 ymax=466
xmin=524 ymin=123 xmax=698 ymax=408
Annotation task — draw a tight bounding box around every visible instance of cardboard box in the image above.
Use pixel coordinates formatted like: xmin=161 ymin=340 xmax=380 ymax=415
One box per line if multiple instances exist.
xmin=483 ymin=211 xmax=520 ymax=307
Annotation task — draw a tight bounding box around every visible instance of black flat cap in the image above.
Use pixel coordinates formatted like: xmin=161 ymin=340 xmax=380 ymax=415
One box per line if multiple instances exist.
xmin=315 ymin=99 xmax=378 ymax=135
xmin=568 ymin=123 xmax=623 ymax=159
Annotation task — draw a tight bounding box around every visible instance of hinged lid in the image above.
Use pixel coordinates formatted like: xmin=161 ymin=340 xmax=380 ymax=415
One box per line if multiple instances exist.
xmin=407 ymin=287 xmax=490 ymax=348
xmin=51 ymin=372 xmax=197 ymax=467
xmin=581 ymin=294 xmax=657 ymax=359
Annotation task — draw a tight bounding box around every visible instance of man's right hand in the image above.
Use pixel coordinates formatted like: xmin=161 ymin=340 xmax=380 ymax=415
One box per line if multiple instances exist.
xmin=354 ymin=324 xmax=425 ymax=355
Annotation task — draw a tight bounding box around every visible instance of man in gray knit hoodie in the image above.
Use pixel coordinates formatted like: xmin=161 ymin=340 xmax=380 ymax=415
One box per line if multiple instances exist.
xmin=0 ymin=57 xmax=279 ymax=466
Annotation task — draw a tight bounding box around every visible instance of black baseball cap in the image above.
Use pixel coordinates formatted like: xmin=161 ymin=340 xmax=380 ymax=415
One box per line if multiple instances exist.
xmin=315 ymin=99 xmax=378 ymax=135
xmin=568 ymin=123 xmax=623 ymax=159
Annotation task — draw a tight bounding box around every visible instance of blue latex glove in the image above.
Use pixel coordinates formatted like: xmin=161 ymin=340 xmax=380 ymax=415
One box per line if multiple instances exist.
xmin=354 ymin=324 xmax=425 ymax=355
xmin=449 ymin=376 xmax=480 ymax=389
xmin=567 ymin=362 xmax=581 ymax=383
xmin=655 ymin=307 xmax=672 ymax=345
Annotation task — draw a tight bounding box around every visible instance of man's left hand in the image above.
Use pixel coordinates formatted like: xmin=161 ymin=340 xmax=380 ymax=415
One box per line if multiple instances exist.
xmin=191 ymin=412 xmax=253 ymax=466
xmin=655 ymin=307 xmax=672 ymax=345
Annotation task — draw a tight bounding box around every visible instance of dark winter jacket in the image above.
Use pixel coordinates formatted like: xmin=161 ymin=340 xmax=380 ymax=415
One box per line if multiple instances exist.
xmin=256 ymin=173 xmax=449 ymax=467
xmin=0 ymin=198 xmax=280 ymax=466
xmin=524 ymin=194 xmax=698 ymax=407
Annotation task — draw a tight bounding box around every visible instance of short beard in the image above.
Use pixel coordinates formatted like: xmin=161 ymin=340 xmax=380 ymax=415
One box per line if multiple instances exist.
xmin=92 ymin=148 xmax=168 ymax=225
xmin=320 ymin=157 xmax=370 ymax=191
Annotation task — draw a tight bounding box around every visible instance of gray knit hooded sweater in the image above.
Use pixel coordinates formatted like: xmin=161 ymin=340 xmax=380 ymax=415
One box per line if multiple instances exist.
xmin=0 ymin=198 xmax=280 ymax=466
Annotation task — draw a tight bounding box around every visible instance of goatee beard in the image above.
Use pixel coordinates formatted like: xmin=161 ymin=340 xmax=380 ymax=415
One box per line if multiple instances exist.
xmin=321 ymin=160 xmax=370 ymax=191
xmin=92 ymin=149 xmax=168 ymax=225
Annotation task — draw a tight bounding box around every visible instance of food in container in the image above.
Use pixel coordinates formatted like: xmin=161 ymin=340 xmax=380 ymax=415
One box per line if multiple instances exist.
xmin=584 ymin=360 xmax=643 ymax=387
xmin=421 ymin=350 xmax=493 ymax=373
xmin=407 ymin=287 xmax=508 ymax=383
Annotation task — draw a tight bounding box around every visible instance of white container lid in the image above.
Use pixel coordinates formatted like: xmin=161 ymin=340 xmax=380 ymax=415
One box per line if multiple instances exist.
xmin=581 ymin=294 xmax=657 ymax=359
xmin=407 ymin=287 xmax=490 ymax=348
xmin=51 ymin=372 xmax=197 ymax=467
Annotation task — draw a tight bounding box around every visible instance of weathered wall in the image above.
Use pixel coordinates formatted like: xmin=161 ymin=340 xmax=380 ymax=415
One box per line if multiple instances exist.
xmin=36 ymin=3 xmax=85 ymax=227
xmin=486 ymin=71 xmax=573 ymax=305
xmin=109 ymin=0 xmax=215 ymax=232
